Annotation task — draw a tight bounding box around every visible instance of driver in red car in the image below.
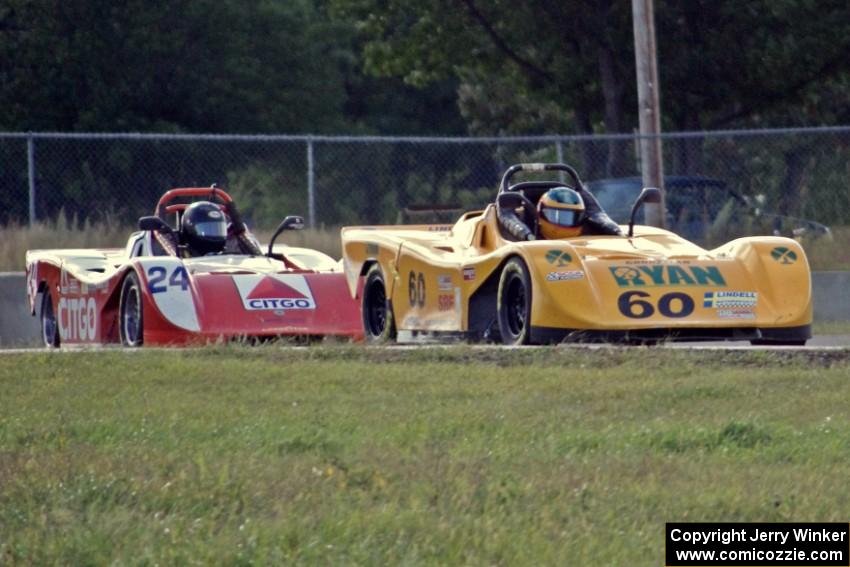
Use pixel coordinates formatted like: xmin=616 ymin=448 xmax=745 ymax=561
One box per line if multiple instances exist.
xmin=178 ymin=201 xmax=263 ymax=257
xmin=180 ymin=201 xmax=228 ymax=256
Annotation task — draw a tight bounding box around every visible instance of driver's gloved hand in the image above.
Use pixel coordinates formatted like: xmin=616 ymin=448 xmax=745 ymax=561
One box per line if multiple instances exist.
xmin=228 ymin=202 xmax=247 ymax=235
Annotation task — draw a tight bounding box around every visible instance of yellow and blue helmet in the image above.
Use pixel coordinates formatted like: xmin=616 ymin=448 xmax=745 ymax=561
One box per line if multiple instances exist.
xmin=537 ymin=187 xmax=585 ymax=239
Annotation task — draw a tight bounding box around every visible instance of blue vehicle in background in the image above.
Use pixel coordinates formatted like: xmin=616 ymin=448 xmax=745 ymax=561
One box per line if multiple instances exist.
xmin=586 ymin=176 xmax=830 ymax=244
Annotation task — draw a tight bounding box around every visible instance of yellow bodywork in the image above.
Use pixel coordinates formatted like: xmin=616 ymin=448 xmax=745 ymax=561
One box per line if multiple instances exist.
xmin=342 ymin=205 xmax=811 ymax=337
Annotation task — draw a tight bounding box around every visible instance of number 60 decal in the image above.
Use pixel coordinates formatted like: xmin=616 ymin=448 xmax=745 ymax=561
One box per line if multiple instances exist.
xmin=618 ymin=291 xmax=694 ymax=319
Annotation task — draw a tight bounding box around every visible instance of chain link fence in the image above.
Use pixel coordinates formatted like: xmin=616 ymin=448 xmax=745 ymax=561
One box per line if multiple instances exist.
xmin=2 ymin=127 xmax=848 ymax=243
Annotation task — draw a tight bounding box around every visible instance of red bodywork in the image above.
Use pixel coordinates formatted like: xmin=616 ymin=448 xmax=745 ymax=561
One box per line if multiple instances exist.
xmin=26 ymin=187 xmax=364 ymax=346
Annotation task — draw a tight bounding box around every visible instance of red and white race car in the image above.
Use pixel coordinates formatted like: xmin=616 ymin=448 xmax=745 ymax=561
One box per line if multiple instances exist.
xmin=26 ymin=187 xmax=363 ymax=347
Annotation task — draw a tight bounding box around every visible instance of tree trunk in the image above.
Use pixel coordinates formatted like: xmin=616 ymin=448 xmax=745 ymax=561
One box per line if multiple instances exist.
xmin=574 ymin=103 xmax=604 ymax=180
xmin=598 ymin=44 xmax=629 ymax=176
xmin=778 ymin=147 xmax=811 ymax=216
xmin=672 ymin=107 xmax=704 ymax=175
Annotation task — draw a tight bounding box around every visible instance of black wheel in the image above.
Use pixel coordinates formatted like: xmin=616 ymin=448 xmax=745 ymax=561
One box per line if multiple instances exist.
xmin=362 ymin=264 xmax=396 ymax=342
xmin=750 ymin=339 xmax=807 ymax=346
xmin=119 ymin=271 xmax=144 ymax=347
xmin=497 ymin=257 xmax=533 ymax=345
xmin=40 ymin=290 xmax=60 ymax=348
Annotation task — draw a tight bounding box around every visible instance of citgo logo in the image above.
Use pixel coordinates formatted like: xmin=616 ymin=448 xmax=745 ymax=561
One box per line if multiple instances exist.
xmin=58 ymin=296 xmax=97 ymax=341
xmin=771 ymin=247 xmax=797 ymax=265
xmin=233 ymin=275 xmax=316 ymax=311
xmin=610 ymin=265 xmax=726 ymax=287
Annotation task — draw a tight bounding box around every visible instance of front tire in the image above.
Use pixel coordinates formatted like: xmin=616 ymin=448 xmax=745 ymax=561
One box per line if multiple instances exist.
xmin=119 ymin=271 xmax=144 ymax=347
xmin=41 ymin=290 xmax=60 ymax=348
xmin=362 ymin=264 xmax=396 ymax=343
xmin=497 ymin=257 xmax=533 ymax=345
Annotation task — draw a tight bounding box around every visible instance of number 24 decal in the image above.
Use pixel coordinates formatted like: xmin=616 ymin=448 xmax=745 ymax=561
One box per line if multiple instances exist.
xmin=147 ymin=266 xmax=189 ymax=293
xmin=618 ymin=291 xmax=694 ymax=319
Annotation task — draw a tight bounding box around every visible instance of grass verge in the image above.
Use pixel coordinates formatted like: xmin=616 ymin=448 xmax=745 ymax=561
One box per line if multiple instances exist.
xmin=1 ymin=346 xmax=849 ymax=565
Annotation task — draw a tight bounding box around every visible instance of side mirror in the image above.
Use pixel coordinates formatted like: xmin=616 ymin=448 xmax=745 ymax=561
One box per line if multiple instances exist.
xmin=267 ymin=215 xmax=305 ymax=257
xmin=628 ymin=187 xmax=662 ymax=238
xmin=138 ymin=216 xmax=173 ymax=233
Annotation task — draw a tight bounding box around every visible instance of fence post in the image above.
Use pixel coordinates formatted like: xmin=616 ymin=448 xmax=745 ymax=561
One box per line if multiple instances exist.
xmin=27 ymin=134 xmax=36 ymax=225
xmin=306 ymin=137 xmax=316 ymax=228
xmin=555 ymin=139 xmax=565 ymax=183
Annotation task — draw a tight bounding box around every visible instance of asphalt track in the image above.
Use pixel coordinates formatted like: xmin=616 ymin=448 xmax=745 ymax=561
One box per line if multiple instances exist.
xmin=1 ymin=334 xmax=849 ymax=354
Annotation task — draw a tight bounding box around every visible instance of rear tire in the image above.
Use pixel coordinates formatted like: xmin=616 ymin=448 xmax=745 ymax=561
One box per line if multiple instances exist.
xmin=362 ymin=264 xmax=396 ymax=343
xmin=119 ymin=271 xmax=144 ymax=347
xmin=41 ymin=290 xmax=60 ymax=348
xmin=497 ymin=257 xmax=532 ymax=345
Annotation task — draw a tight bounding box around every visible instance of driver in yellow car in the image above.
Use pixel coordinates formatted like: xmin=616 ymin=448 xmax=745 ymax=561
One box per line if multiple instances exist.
xmin=537 ymin=187 xmax=586 ymax=239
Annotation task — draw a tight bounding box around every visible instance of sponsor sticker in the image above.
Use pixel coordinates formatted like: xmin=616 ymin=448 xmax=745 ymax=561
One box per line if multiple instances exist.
xmin=546 ymin=270 xmax=584 ymax=282
xmin=545 ymin=249 xmax=573 ymax=267
xmin=703 ymin=291 xmax=758 ymax=309
xmin=233 ymin=274 xmax=317 ymax=311
xmin=717 ymin=309 xmax=756 ymax=319
xmin=624 ymin=259 xmax=691 ymax=265
xmin=771 ymin=246 xmax=797 ymax=264
xmin=58 ymin=296 xmax=97 ymax=341
xmin=26 ymin=264 xmax=38 ymax=307
xmin=609 ymin=265 xmax=726 ymax=288
xmin=438 ymin=293 xmax=455 ymax=311
xmin=463 ymin=267 xmax=476 ymax=281
xmin=59 ymin=269 xmax=80 ymax=294
xmin=438 ymin=274 xmax=453 ymax=292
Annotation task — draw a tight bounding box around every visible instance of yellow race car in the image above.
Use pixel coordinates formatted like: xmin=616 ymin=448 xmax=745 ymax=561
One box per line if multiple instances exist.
xmin=341 ymin=163 xmax=812 ymax=345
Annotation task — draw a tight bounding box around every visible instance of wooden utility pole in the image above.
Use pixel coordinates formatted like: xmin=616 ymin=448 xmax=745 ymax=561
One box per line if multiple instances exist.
xmin=632 ymin=0 xmax=665 ymax=227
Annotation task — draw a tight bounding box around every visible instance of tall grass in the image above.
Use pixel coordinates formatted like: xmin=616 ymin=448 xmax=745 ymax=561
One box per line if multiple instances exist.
xmin=0 ymin=217 xmax=129 ymax=272
xmin=0 ymin=221 xmax=342 ymax=271
xmin=801 ymin=226 xmax=850 ymax=271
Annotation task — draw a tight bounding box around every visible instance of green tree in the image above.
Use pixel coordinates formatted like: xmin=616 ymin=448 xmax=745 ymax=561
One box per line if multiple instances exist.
xmin=0 ymin=0 xmax=350 ymax=133
xmin=333 ymin=0 xmax=850 ymax=217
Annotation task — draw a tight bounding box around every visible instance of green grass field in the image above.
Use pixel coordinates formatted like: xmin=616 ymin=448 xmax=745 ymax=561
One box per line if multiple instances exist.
xmin=1 ymin=346 xmax=849 ymax=565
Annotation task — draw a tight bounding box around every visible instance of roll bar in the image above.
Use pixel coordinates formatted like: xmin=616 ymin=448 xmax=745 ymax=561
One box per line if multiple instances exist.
xmin=155 ymin=187 xmax=233 ymax=217
xmin=498 ymin=163 xmax=583 ymax=194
